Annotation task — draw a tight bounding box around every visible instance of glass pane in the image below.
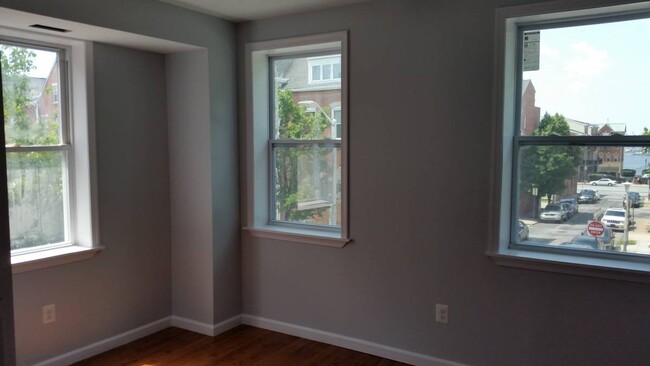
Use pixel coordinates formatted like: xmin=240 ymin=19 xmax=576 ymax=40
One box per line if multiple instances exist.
xmin=311 ymin=65 xmax=321 ymax=81
xmin=272 ymin=54 xmax=342 ymax=140
xmin=521 ymin=18 xmax=650 ymax=136
xmin=7 ymin=151 xmax=66 ymax=250
xmin=333 ymin=63 xmax=341 ymax=79
xmin=322 ymin=64 xmax=331 ymax=80
xmin=273 ymin=145 xmax=341 ymax=227
xmin=1 ymin=43 xmax=62 ymax=146
xmin=517 ymin=144 xmax=650 ymax=256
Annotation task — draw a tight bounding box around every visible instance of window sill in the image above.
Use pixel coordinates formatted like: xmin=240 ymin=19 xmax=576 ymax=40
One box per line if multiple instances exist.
xmin=244 ymin=226 xmax=350 ymax=248
xmin=488 ymin=248 xmax=650 ymax=284
xmin=11 ymin=245 xmax=105 ymax=274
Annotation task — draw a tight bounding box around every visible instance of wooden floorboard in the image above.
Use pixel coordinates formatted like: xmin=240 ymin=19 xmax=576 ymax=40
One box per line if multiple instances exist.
xmin=72 ymin=325 xmax=410 ymax=366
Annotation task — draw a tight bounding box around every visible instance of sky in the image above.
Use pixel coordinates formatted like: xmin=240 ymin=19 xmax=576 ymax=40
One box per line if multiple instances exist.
xmin=522 ymin=17 xmax=650 ymax=135
xmin=27 ymin=49 xmax=56 ymax=79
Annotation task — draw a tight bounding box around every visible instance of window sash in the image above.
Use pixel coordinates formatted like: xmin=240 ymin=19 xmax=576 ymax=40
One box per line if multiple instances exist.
xmin=510 ymin=11 xmax=650 ymax=260
xmin=1 ymin=40 xmax=74 ymax=253
xmin=268 ymin=139 xmax=341 ymax=227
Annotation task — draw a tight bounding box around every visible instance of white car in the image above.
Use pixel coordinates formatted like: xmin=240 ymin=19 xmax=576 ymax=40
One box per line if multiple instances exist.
xmin=601 ymin=208 xmax=628 ymax=231
xmin=589 ymin=178 xmax=617 ymax=186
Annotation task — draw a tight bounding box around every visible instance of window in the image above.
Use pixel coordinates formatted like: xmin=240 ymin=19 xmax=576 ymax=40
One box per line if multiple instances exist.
xmin=308 ymin=56 xmax=341 ymax=84
xmin=1 ymin=29 xmax=100 ymax=272
xmin=245 ymin=32 xmax=349 ymax=247
xmin=492 ymin=1 xmax=650 ymax=279
xmin=51 ymin=82 xmax=59 ymax=104
xmin=2 ymin=42 xmax=68 ymax=251
xmin=332 ymin=106 xmax=342 ymax=140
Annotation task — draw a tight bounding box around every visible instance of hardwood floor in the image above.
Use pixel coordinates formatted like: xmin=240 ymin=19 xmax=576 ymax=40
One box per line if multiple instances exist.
xmin=72 ymin=325 xmax=409 ymax=365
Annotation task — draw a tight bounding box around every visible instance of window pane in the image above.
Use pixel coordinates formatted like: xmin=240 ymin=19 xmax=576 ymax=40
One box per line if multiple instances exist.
xmin=272 ymin=55 xmax=341 ymax=140
xmin=272 ymin=145 xmax=341 ymax=227
xmin=517 ymin=144 xmax=650 ymax=256
xmin=7 ymin=151 xmax=66 ymax=250
xmin=322 ymin=64 xmax=331 ymax=80
xmin=333 ymin=109 xmax=342 ymax=139
xmin=311 ymin=65 xmax=321 ymax=81
xmin=1 ymin=44 xmax=62 ymax=146
xmin=333 ymin=63 xmax=341 ymax=79
xmin=521 ymin=18 xmax=650 ymax=137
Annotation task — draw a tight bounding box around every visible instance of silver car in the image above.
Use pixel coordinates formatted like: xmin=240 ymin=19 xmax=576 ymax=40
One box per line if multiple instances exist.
xmin=540 ymin=203 xmax=568 ymax=223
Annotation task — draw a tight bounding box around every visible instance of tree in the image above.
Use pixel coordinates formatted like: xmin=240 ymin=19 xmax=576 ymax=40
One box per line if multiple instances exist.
xmin=274 ymin=88 xmax=331 ymax=222
xmin=520 ymin=113 xmax=581 ymax=210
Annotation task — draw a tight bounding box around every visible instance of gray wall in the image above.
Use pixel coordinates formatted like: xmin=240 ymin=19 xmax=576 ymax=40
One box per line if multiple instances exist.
xmin=238 ymin=1 xmax=650 ymax=365
xmin=167 ymin=50 xmax=215 ymax=324
xmin=13 ymin=43 xmax=171 ymax=366
xmin=0 ymin=0 xmax=240 ymax=363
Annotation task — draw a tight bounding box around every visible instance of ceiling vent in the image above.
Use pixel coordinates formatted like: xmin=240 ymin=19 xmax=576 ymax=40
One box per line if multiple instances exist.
xmin=29 ymin=24 xmax=71 ymax=33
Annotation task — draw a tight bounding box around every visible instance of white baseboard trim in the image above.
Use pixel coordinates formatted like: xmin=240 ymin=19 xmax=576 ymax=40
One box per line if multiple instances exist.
xmin=30 ymin=317 xmax=172 ymax=366
xmin=28 ymin=314 xmax=465 ymax=366
xmin=241 ymin=314 xmax=467 ymax=366
xmin=171 ymin=314 xmax=241 ymax=336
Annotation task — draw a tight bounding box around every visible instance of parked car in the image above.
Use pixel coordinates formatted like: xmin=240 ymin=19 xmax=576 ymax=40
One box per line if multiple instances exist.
xmin=518 ymin=220 xmax=529 ymax=241
xmin=600 ymin=208 xmax=629 ymax=231
xmin=577 ymin=189 xmax=599 ymax=203
xmin=623 ymin=191 xmax=644 ymax=208
xmin=580 ymin=226 xmax=615 ymax=244
xmin=539 ymin=203 xmax=568 ymax=223
xmin=589 ymin=178 xmax=617 ymax=186
xmin=562 ymin=235 xmax=618 ymax=251
xmin=560 ymin=198 xmax=579 ymax=217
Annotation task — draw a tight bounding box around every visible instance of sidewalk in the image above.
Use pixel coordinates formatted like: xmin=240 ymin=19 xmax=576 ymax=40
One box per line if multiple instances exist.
xmin=627 ymin=218 xmax=650 ymax=254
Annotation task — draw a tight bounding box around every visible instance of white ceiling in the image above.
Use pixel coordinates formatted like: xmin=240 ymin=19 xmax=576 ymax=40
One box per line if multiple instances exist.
xmin=158 ymin=0 xmax=373 ymax=22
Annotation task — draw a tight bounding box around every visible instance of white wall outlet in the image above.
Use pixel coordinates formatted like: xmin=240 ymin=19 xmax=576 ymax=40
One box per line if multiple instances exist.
xmin=42 ymin=304 xmax=56 ymax=324
xmin=435 ymin=304 xmax=449 ymax=324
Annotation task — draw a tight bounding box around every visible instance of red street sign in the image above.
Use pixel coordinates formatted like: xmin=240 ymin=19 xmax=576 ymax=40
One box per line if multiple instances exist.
xmin=587 ymin=221 xmax=605 ymax=237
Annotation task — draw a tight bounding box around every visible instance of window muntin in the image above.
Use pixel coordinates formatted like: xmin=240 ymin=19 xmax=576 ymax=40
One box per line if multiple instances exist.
xmin=270 ymin=53 xmax=342 ymax=228
xmin=511 ymin=13 xmax=650 ymax=259
xmin=1 ymin=41 xmax=73 ymax=252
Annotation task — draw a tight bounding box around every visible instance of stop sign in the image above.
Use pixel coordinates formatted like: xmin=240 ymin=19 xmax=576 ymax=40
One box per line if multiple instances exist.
xmin=587 ymin=221 xmax=605 ymax=237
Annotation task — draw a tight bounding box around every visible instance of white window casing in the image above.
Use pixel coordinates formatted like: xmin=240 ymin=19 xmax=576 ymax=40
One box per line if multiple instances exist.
xmin=1 ymin=27 xmax=101 ymax=273
xmin=244 ymin=31 xmax=349 ymax=247
xmin=489 ymin=0 xmax=650 ymax=283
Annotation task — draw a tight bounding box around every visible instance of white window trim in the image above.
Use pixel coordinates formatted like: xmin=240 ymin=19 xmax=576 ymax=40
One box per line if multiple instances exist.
xmin=489 ymin=0 xmax=650 ymax=283
xmin=244 ymin=31 xmax=349 ymax=247
xmin=1 ymin=27 xmax=102 ymax=273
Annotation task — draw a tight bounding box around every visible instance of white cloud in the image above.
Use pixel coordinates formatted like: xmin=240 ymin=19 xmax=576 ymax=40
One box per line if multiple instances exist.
xmin=540 ymin=44 xmax=560 ymax=59
xmin=564 ymin=42 xmax=609 ymax=79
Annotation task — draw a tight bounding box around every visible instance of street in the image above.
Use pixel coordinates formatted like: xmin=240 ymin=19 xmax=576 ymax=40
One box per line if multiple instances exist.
xmin=524 ymin=183 xmax=650 ymax=254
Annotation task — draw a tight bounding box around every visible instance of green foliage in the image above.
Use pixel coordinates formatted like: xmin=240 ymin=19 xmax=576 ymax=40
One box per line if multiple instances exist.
xmin=275 ymin=89 xmax=331 ymax=222
xmin=521 ymin=113 xmax=581 ymax=204
xmin=588 ymin=174 xmax=605 ymax=181
xmin=621 ymin=169 xmax=636 ymax=177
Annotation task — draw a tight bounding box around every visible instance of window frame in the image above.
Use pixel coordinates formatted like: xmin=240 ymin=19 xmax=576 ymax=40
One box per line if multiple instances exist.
xmin=490 ymin=0 xmax=650 ymax=282
xmin=268 ymin=51 xmax=342 ymax=231
xmin=0 ymin=28 xmax=101 ymax=273
xmin=244 ymin=32 xmax=349 ymax=247
xmin=1 ymin=41 xmax=73 ymax=254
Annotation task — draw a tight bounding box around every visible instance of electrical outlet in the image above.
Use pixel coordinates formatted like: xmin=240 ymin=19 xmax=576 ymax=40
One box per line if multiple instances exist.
xmin=435 ymin=304 xmax=449 ymax=324
xmin=43 ymin=304 xmax=56 ymax=324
